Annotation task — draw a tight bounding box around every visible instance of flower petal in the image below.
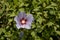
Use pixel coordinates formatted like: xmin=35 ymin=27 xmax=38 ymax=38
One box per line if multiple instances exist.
xmin=14 ymin=16 xmax=20 ymax=24
xmin=20 ymin=25 xmax=31 ymax=29
xmin=26 ymin=14 xmax=34 ymax=25
xmin=18 ymin=12 xmax=27 ymax=19
xmin=25 ymin=25 xmax=31 ymax=29
xmin=16 ymin=23 xmax=31 ymax=29
xmin=16 ymin=24 xmax=21 ymax=29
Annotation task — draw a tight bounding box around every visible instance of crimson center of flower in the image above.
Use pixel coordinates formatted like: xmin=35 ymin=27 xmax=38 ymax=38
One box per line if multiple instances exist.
xmin=20 ymin=18 xmax=27 ymax=25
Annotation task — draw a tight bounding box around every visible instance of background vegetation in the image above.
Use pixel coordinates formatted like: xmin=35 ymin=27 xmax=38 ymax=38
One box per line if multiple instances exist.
xmin=0 ymin=0 xmax=60 ymax=40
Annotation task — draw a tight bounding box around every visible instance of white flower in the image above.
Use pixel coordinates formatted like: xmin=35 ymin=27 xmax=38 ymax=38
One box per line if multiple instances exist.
xmin=14 ymin=12 xmax=34 ymax=29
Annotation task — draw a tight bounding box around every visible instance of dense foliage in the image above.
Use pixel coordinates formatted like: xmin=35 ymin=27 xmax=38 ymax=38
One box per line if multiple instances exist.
xmin=0 ymin=0 xmax=60 ymax=40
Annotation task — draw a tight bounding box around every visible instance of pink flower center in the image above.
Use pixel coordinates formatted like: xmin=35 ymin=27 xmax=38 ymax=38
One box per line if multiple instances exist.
xmin=20 ymin=18 xmax=27 ymax=25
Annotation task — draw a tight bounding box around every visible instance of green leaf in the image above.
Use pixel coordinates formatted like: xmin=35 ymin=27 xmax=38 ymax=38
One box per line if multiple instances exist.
xmin=49 ymin=37 xmax=53 ymax=40
xmin=0 ymin=28 xmax=6 ymax=35
xmin=47 ymin=22 xmax=54 ymax=27
xmin=31 ymin=31 xmax=36 ymax=37
xmin=9 ymin=12 xmax=16 ymax=17
xmin=4 ymin=31 xmax=12 ymax=37
xmin=56 ymin=31 xmax=60 ymax=35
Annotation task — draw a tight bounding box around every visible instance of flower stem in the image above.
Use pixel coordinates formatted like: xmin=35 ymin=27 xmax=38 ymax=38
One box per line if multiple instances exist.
xmin=19 ymin=31 xmax=24 ymax=40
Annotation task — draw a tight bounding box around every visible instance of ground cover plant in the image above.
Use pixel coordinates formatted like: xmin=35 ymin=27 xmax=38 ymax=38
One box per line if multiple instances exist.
xmin=0 ymin=0 xmax=60 ymax=40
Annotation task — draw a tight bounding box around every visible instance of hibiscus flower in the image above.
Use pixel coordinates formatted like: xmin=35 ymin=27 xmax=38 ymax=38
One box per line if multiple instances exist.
xmin=14 ymin=12 xmax=34 ymax=29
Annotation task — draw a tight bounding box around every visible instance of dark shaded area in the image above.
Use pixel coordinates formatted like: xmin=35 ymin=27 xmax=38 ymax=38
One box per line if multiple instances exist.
xmin=51 ymin=35 xmax=58 ymax=40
